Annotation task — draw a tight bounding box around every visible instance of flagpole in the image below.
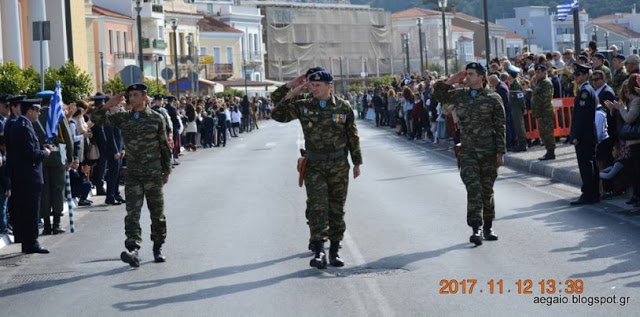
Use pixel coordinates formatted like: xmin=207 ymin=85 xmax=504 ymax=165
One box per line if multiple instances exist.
xmin=573 ymin=7 xmax=581 ymax=54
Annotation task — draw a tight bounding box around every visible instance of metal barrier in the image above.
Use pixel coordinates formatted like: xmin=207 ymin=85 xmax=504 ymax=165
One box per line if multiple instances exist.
xmin=524 ymin=97 xmax=574 ymax=140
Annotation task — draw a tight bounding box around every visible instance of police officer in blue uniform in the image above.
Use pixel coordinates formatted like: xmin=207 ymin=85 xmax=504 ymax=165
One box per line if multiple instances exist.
xmin=570 ymin=63 xmax=600 ymax=205
xmin=9 ymin=99 xmax=52 ymax=253
xmin=3 ymin=95 xmax=25 ymax=242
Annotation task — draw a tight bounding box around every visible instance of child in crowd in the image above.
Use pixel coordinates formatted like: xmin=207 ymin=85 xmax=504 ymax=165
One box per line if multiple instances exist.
xmin=69 ymin=157 xmax=93 ymax=206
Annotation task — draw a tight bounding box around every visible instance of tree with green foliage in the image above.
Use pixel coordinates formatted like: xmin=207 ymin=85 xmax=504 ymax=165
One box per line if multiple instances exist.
xmin=369 ymin=76 xmax=395 ymax=87
xmin=0 ymin=61 xmax=30 ymax=95
xmin=43 ymin=61 xmax=92 ymax=103
xmin=143 ymin=78 xmax=169 ymax=97
xmin=103 ymin=77 xmax=127 ymax=95
xmin=23 ymin=67 xmax=42 ymax=97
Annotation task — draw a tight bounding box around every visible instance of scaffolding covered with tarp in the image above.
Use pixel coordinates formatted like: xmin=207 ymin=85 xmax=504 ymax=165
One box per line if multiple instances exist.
xmin=262 ymin=4 xmax=393 ymax=80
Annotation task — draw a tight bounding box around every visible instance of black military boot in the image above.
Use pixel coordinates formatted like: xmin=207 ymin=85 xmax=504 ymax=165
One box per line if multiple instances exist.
xmin=153 ymin=244 xmax=166 ymax=263
xmin=120 ymin=248 xmax=140 ymax=267
xmin=538 ymin=150 xmax=556 ymax=161
xmin=52 ymin=218 xmax=66 ymax=234
xmin=469 ymin=227 xmax=483 ymax=246
xmin=329 ymin=241 xmax=344 ymax=267
xmin=41 ymin=224 xmax=52 ymax=235
xmin=309 ymin=241 xmax=327 ymax=269
xmin=482 ymin=221 xmax=498 ymax=241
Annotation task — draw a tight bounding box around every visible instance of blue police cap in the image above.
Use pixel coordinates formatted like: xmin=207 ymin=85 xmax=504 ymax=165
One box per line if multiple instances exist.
xmin=466 ymin=62 xmax=486 ymax=74
xmin=126 ymin=83 xmax=148 ymax=93
xmin=36 ymin=90 xmax=55 ymax=98
xmin=507 ymin=65 xmax=521 ymax=74
xmin=154 ymin=94 xmax=164 ymax=101
xmin=18 ymin=98 xmax=43 ymax=109
xmin=593 ymin=52 xmax=606 ymax=60
xmin=573 ymin=63 xmax=592 ymax=75
xmin=307 ymin=70 xmax=333 ymax=83
xmin=534 ymin=64 xmax=548 ymax=72
xmin=0 ymin=94 xmax=11 ymax=104
xmin=7 ymin=95 xmax=26 ymax=105
xmin=164 ymin=95 xmax=176 ymax=101
xmin=613 ymin=54 xmax=626 ymax=61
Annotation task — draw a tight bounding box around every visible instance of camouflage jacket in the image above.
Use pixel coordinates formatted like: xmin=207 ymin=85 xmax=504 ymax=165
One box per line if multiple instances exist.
xmin=91 ymin=106 xmax=171 ymax=176
xmin=532 ymin=77 xmax=554 ymax=113
xmin=612 ymin=67 xmax=628 ymax=97
xmin=509 ymin=79 xmax=526 ymax=111
xmin=433 ymin=82 xmax=506 ymax=155
xmin=270 ymin=85 xmax=363 ymax=165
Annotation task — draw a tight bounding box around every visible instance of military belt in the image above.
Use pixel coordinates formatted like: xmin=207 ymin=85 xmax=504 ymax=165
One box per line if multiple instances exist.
xmin=305 ymin=149 xmax=346 ymax=161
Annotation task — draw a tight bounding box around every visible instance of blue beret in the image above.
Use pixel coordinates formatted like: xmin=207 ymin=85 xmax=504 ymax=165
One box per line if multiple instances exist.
xmin=593 ymin=52 xmax=606 ymax=60
xmin=507 ymin=65 xmax=521 ymax=74
xmin=92 ymin=93 xmax=107 ymax=101
xmin=306 ymin=67 xmax=326 ymax=76
xmin=534 ymin=64 xmax=548 ymax=72
xmin=307 ymin=70 xmax=333 ymax=83
xmin=466 ymin=62 xmax=486 ymax=73
xmin=613 ymin=54 xmax=626 ymax=61
xmin=573 ymin=63 xmax=592 ymax=74
xmin=127 ymin=83 xmax=148 ymax=93
xmin=36 ymin=90 xmax=55 ymax=98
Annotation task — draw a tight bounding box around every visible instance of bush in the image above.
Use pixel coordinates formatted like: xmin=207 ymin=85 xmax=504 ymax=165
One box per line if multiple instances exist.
xmin=103 ymin=77 xmax=127 ymax=95
xmin=23 ymin=67 xmax=42 ymax=97
xmin=143 ymin=78 xmax=169 ymax=97
xmin=215 ymin=88 xmax=244 ymax=98
xmin=0 ymin=61 xmax=30 ymax=95
xmin=369 ymin=76 xmax=395 ymax=87
xmin=44 ymin=61 xmax=92 ymax=103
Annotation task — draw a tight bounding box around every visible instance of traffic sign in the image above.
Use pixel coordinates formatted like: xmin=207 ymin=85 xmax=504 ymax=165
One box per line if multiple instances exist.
xmin=199 ymin=56 xmax=214 ymax=64
xmin=161 ymin=67 xmax=174 ymax=80
xmin=119 ymin=65 xmax=142 ymax=86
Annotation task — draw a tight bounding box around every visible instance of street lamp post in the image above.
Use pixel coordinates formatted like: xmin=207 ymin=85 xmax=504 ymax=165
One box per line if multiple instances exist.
xmin=186 ymin=34 xmax=193 ymax=96
xmin=154 ymin=55 xmax=160 ymax=86
xmin=438 ymin=0 xmax=449 ymax=77
xmin=99 ymin=52 xmax=105 ymax=92
xmin=416 ymin=17 xmax=424 ymax=74
xmin=592 ymin=25 xmax=598 ymax=44
xmin=135 ymin=0 xmax=144 ymax=78
xmin=605 ymin=31 xmax=609 ymax=49
xmin=170 ymin=18 xmax=179 ymax=98
xmin=402 ymin=33 xmax=410 ymax=74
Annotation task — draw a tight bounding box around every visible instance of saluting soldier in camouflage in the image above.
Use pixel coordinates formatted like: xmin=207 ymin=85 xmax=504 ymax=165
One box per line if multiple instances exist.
xmin=271 ymin=69 xmax=362 ymax=269
xmin=506 ymin=66 xmax=528 ymax=152
xmin=593 ymin=53 xmax=613 ymax=86
xmin=432 ymin=63 xmax=506 ymax=246
xmin=611 ymin=54 xmax=628 ymax=97
xmin=532 ymin=64 xmax=557 ymax=160
xmin=92 ymin=84 xmax=172 ymax=267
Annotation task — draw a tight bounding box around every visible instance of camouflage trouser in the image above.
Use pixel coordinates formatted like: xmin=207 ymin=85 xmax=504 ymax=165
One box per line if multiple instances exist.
xmin=124 ymin=172 xmax=166 ymax=250
xmin=305 ymin=158 xmax=350 ymax=242
xmin=460 ymin=151 xmax=498 ymax=228
xmin=41 ymin=165 xmax=66 ymax=223
xmin=510 ymin=105 xmax=527 ymax=148
xmin=534 ymin=107 xmax=556 ymax=151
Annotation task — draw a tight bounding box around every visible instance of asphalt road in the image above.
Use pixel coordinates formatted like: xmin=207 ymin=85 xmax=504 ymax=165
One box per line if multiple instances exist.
xmin=0 ymin=118 xmax=638 ymax=317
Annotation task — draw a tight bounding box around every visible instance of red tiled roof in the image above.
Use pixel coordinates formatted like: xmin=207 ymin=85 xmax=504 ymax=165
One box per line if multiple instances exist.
xmin=199 ymin=16 xmax=242 ymax=33
xmin=594 ymin=22 xmax=640 ymax=38
xmin=451 ymin=25 xmax=472 ymax=33
xmin=505 ymin=31 xmax=523 ymax=39
xmin=457 ymin=35 xmax=473 ymax=41
xmin=92 ymin=5 xmax=133 ymax=20
xmin=391 ymin=7 xmax=442 ymax=19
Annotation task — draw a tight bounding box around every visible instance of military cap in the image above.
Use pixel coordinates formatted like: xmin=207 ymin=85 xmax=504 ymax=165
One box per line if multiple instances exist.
xmin=506 ymin=65 xmax=521 ymax=74
xmin=466 ymin=62 xmax=486 ymax=74
xmin=0 ymin=94 xmax=11 ymax=104
xmin=92 ymin=92 xmax=107 ymax=101
xmin=35 ymin=90 xmax=55 ymax=98
xmin=534 ymin=64 xmax=548 ymax=72
xmin=573 ymin=63 xmax=592 ymax=75
xmin=18 ymin=98 xmax=43 ymax=109
xmin=306 ymin=67 xmax=326 ymax=76
xmin=613 ymin=54 xmax=626 ymax=61
xmin=577 ymin=55 xmax=589 ymax=63
xmin=126 ymin=83 xmax=148 ymax=93
xmin=154 ymin=94 xmax=164 ymax=101
xmin=164 ymin=95 xmax=176 ymax=101
xmin=7 ymin=95 xmax=26 ymax=105
xmin=593 ymin=52 xmax=606 ymax=60
xmin=307 ymin=70 xmax=333 ymax=82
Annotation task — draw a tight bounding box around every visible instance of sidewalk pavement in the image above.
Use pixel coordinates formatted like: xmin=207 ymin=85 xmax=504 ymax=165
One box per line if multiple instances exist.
xmin=368 ymin=120 xmax=636 ymax=213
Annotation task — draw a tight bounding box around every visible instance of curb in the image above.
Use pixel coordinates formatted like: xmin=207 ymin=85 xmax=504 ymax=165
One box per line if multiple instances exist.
xmin=504 ymin=155 xmax=582 ymax=186
xmin=0 ymin=233 xmax=13 ymax=249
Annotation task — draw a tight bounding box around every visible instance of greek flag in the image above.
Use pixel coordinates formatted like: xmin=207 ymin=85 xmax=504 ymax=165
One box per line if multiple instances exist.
xmin=557 ymin=0 xmax=579 ymax=22
xmin=47 ymin=81 xmax=63 ymax=142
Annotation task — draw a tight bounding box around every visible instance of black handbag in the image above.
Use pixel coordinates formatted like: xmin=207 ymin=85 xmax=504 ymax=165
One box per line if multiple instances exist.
xmin=619 ymin=120 xmax=640 ymax=141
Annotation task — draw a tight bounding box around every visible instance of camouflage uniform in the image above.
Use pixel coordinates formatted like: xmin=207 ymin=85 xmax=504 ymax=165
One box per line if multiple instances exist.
xmin=433 ymin=82 xmax=506 ymax=228
xmin=612 ymin=67 xmax=628 ymax=97
xmin=91 ymin=106 xmax=172 ymax=250
xmin=509 ymin=79 xmax=528 ymax=149
xmin=595 ymin=65 xmax=613 ymax=87
xmin=532 ymin=77 xmax=556 ymax=152
xmin=271 ymin=85 xmax=362 ymax=243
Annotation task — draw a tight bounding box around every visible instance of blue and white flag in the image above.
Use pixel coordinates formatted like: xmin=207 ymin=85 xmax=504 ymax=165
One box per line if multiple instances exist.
xmin=47 ymin=81 xmax=64 ymax=142
xmin=557 ymin=0 xmax=579 ymax=22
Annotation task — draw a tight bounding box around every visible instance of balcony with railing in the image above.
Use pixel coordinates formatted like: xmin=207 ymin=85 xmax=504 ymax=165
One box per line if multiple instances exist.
xmin=153 ymin=39 xmax=167 ymax=49
xmin=113 ymin=52 xmax=137 ymax=70
xmin=140 ymin=0 xmax=164 ymax=19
